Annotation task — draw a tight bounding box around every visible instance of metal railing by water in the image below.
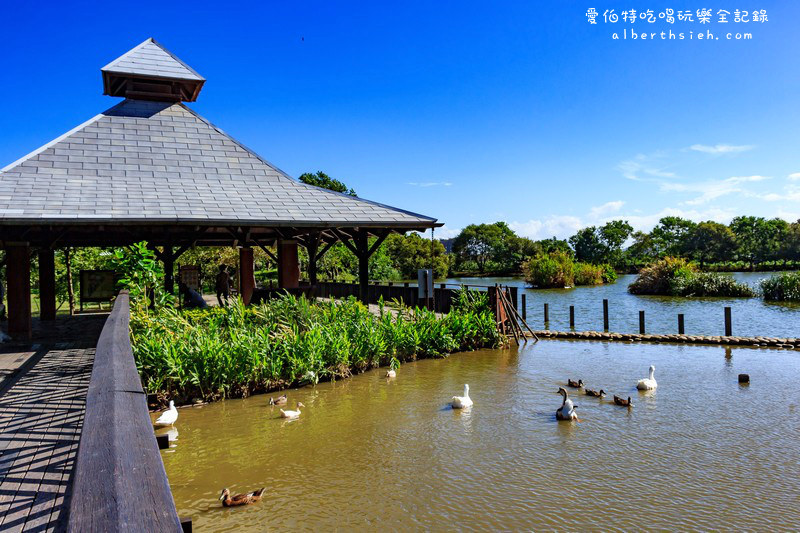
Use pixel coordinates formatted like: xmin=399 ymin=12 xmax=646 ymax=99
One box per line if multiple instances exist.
xmin=68 ymin=291 xmax=182 ymax=532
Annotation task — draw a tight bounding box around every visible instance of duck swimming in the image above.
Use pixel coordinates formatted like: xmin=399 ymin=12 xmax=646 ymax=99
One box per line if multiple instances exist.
xmin=451 ymin=384 xmax=473 ymax=409
xmin=385 ymin=369 xmax=396 ymax=378
xmin=280 ymin=402 xmax=305 ymax=419
xmin=636 ymin=365 xmax=658 ymax=390
xmin=154 ymin=400 xmax=178 ymax=426
xmin=219 ymin=487 xmax=265 ymax=507
xmin=269 ymin=394 xmax=287 ymax=406
xmin=585 ymin=388 xmax=605 ymax=397
xmin=567 ymin=379 xmax=583 ymax=388
xmin=613 ymin=395 xmax=633 ymax=407
xmin=556 ymin=387 xmax=578 ymax=421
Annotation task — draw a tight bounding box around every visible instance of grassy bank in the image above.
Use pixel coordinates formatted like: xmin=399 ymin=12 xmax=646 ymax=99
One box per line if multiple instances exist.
xmin=760 ymin=272 xmax=800 ymax=301
xmin=628 ymin=257 xmax=755 ymax=297
xmin=130 ymin=291 xmax=501 ymax=403
xmin=522 ymin=251 xmax=617 ymax=289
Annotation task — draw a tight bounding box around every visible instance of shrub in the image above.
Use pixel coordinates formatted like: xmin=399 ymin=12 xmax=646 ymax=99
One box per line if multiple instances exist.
xmin=573 ymin=262 xmax=603 ymax=286
xmin=522 ymin=251 xmax=575 ymax=288
xmin=629 ymin=257 xmax=754 ymax=297
xmin=600 ymin=264 xmax=618 ymax=284
xmin=760 ymin=272 xmax=800 ymax=301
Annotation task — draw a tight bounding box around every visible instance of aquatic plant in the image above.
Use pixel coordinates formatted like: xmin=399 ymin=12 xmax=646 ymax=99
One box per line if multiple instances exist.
xmin=522 ymin=252 xmax=613 ymax=288
xmin=760 ymin=272 xmax=800 ymax=301
xmin=130 ymin=292 xmax=501 ymax=402
xmin=628 ymin=257 xmax=754 ymax=297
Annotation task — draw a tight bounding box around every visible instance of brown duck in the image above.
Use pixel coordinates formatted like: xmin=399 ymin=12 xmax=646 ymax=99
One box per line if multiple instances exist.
xmin=219 ymin=487 xmax=265 ymax=507
xmin=613 ymin=395 xmax=633 ymax=407
xmin=567 ymin=379 xmax=583 ymax=388
xmin=269 ymin=394 xmax=287 ymax=406
xmin=585 ymin=388 xmax=605 ymax=397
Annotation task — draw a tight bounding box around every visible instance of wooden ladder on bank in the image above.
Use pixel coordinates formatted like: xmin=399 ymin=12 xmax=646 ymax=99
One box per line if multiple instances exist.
xmin=492 ymin=285 xmax=538 ymax=345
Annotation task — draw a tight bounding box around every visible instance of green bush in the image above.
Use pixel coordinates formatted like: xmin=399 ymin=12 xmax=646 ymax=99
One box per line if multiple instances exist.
xmin=600 ymin=264 xmax=618 ymax=284
xmin=629 ymin=257 xmax=754 ymax=297
xmin=130 ymin=292 xmax=501 ymax=402
xmin=573 ymin=262 xmax=603 ymax=285
xmin=522 ymin=251 xmax=575 ymax=288
xmin=760 ymin=272 xmax=800 ymax=301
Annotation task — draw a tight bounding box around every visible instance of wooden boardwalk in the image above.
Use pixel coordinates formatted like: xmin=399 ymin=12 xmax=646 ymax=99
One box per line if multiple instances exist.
xmin=0 ymin=316 xmax=105 ymax=532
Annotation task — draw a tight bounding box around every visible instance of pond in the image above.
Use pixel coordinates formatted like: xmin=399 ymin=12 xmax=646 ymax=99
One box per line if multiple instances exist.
xmin=447 ymin=273 xmax=800 ymax=338
xmin=159 ymin=341 xmax=800 ymax=531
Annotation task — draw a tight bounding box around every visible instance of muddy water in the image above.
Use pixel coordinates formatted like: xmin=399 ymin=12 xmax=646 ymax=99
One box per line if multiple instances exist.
xmin=160 ymin=341 xmax=800 ymax=531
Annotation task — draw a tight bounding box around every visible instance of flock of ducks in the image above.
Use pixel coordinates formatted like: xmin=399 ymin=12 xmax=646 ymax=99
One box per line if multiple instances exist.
xmin=153 ymin=364 xmax=659 ymax=507
xmin=557 ymin=365 xmax=659 ymax=420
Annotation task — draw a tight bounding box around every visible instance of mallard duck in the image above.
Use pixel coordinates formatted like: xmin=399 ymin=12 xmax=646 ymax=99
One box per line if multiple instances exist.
xmin=385 ymin=369 xmax=396 ymax=378
xmin=451 ymin=384 xmax=473 ymax=409
xmin=280 ymin=402 xmax=305 ymax=419
xmin=154 ymin=400 xmax=178 ymax=426
xmin=269 ymin=394 xmax=287 ymax=406
xmin=585 ymin=388 xmax=605 ymax=397
xmin=613 ymin=395 xmax=633 ymax=407
xmin=636 ymin=365 xmax=658 ymax=390
xmin=567 ymin=379 xmax=583 ymax=388
xmin=556 ymin=387 xmax=578 ymax=421
xmin=219 ymin=487 xmax=265 ymax=507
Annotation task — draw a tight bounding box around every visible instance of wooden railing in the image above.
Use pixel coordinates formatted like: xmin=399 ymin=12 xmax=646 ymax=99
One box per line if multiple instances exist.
xmin=314 ymin=281 xmax=461 ymax=312
xmin=68 ymin=291 xmax=182 ymax=532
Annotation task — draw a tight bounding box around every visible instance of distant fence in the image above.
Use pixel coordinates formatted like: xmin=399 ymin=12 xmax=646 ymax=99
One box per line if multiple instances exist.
xmin=312 ymin=282 xmax=518 ymax=314
xmin=68 ymin=291 xmax=182 ymax=532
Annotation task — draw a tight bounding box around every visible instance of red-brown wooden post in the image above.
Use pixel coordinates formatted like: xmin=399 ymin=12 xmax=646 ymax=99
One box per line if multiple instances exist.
xmin=278 ymin=240 xmax=300 ymax=289
xmin=38 ymin=248 xmax=56 ymax=321
xmin=7 ymin=245 xmax=32 ymax=340
xmin=239 ymin=247 xmax=254 ymax=305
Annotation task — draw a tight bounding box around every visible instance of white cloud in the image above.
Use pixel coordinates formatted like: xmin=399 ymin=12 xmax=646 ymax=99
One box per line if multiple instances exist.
xmin=618 ymin=153 xmax=676 ymax=181
xmin=589 ymin=200 xmax=625 ymax=218
xmin=689 ymin=144 xmax=754 ymax=155
xmin=432 ymin=225 xmax=460 ymax=239
xmin=660 ymin=175 xmax=771 ymax=205
xmin=788 ymin=172 xmax=800 ymax=181
xmin=508 ymin=216 xmax=583 ymax=240
xmin=407 ymin=181 xmax=452 ymax=187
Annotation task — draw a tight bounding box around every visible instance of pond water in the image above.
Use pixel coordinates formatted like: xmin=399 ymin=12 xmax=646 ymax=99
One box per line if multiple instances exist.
xmin=447 ymin=273 xmax=800 ymax=338
xmin=160 ymin=341 xmax=800 ymax=531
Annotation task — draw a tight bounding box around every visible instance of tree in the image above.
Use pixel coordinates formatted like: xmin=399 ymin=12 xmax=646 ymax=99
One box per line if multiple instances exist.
xmin=299 ymin=171 xmax=356 ymax=196
xmin=685 ymin=221 xmax=736 ymax=268
xmin=730 ymin=216 xmax=768 ymax=269
xmin=537 ymin=237 xmax=572 ymax=257
xmin=598 ymin=220 xmax=633 ymax=266
xmin=451 ymin=222 xmax=517 ymax=274
xmin=650 ymin=216 xmax=696 ymax=257
xmin=569 ymin=227 xmax=605 ymax=264
xmin=625 ymin=231 xmax=658 ymax=267
xmin=786 ymin=221 xmax=800 ymax=263
xmin=384 ymin=233 xmax=449 ymax=279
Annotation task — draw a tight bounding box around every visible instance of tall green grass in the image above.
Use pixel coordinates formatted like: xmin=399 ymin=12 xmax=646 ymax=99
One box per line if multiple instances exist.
xmin=760 ymin=272 xmax=800 ymax=301
xmin=130 ymin=291 xmax=501 ymax=402
xmin=629 ymin=257 xmax=755 ymax=297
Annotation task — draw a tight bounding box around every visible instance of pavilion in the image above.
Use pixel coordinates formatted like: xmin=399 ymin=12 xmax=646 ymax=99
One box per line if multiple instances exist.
xmin=0 ymin=38 xmax=440 ymax=340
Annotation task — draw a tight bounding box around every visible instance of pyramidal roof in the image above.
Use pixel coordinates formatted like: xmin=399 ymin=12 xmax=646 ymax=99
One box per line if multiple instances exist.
xmin=102 ymin=38 xmax=204 ymax=81
xmin=0 ymin=99 xmax=437 ymax=228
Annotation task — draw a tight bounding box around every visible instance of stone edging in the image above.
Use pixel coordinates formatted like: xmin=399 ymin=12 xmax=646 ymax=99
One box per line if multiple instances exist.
xmin=530 ymin=330 xmax=800 ymax=349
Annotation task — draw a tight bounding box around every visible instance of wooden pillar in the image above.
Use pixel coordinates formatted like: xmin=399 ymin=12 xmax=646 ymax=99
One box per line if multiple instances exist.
xmin=724 ymin=307 xmax=732 ymax=337
xmin=7 ymin=245 xmax=32 ymax=340
xmin=306 ymin=236 xmax=319 ymax=287
xmin=277 ymin=240 xmax=300 ymax=289
xmin=162 ymin=246 xmax=175 ymax=295
xmin=603 ymin=299 xmax=609 ymax=331
xmin=639 ymin=310 xmax=645 ymax=334
xmin=356 ymin=232 xmax=369 ymax=304
xmin=38 ymin=248 xmax=56 ymax=321
xmin=239 ymin=247 xmax=255 ymax=305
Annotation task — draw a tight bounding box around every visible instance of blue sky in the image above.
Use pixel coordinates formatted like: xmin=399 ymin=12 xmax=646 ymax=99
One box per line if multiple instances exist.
xmin=1 ymin=1 xmax=798 ymax=239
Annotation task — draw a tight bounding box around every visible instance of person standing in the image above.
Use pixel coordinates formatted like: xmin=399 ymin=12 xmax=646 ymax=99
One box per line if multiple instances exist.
xmin=215 ymin=265 xmax=230 ymax=306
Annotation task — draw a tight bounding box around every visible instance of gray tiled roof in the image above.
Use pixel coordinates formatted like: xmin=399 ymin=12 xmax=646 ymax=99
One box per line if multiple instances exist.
xmin=0 ymin=99 xmax=436 ymax=227
xmin=101 ymin=38 xmax=204 ymax=81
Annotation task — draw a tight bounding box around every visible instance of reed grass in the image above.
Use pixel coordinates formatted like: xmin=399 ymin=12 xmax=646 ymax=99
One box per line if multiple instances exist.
xmin=130 ymin=290 xmax=501 ymax=402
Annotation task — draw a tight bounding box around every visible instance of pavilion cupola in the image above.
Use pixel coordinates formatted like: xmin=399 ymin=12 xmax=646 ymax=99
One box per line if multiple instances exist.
xmin=101 ymin=38 xmax=205 ymax=102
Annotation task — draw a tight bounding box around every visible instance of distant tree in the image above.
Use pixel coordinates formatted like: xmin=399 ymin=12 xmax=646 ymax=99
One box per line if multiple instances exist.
xmin=299 ymin=171 xmax=356 ymax=196
xmin=685 ymin=221 xmax=736 ymax=268
xmin=384 ymin=233 xmax=449 ymax=279
xmin=625 ymin=231 xmax=658 ymax=267
xmin=598 ymin=220 xmax=633 ymax=265
xmin=764 ymin=218 xmax=789 ymax=263
xmin=650 ymin=216 xmax=696 ymax=257
xmin=452 ymin=222 xmax=517 ymax=274
xmin=537 ymin=237 xmax=573 ymax=257
xmin=730 ymin=216 xmax=768 ymax=269
xmin=787 ymin=221 xmax=800 ymax=263
xmin=569 ymin=227 xmax=605 ymax=264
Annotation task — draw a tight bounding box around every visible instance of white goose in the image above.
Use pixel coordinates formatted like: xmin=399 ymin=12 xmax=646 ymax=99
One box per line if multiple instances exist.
xmin=636 ymin=365 xmax=658 ymax=390
xmin=556 ymin=387 xmax=578 ymax=421
xmin=385 ymin=369 xmax=397 ymax=378
xmin=280 ymin=402 xmax=305 ymax=419
xmin=154 ymin=400 xmax=178 ymax=426
xmin=451 ymin=384 xmax=473 ymax=409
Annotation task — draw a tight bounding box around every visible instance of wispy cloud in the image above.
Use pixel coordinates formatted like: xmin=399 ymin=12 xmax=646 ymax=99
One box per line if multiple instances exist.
xmin=589 ymin=200 xmax=625 ymax=217
xmin=618 ymin=153 xmax=677 ymax=181
xmin=689 ymin=143 xmax=754 ymax=155
xmin=509 ymin=216 xmax=583 ymax=240
xmin=407 ymin=181 xmax=452 ymax=187
xmin=788 ymin=172 xmax=800 ymax=181
xmin=756 ymin=184 xmax=800 ymax=203
xmin=660 ymin=175 xmax=771 ymax=205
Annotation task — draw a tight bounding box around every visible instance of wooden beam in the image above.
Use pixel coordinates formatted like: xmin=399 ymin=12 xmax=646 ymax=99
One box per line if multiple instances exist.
xmin=7 ymin=245 xmax=32 ymax=340
xmin=38 ymin=248 xmax=56 ymax=321
xmin=315 ymin=240 xmax=337 ymax=263
xmin=367 ymin=230 xmax=390 ymax=257
xmin=331 ymin=228 xmax=360 ymax=257
xmin=251 ymin=236 xmax=277 ymax=262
